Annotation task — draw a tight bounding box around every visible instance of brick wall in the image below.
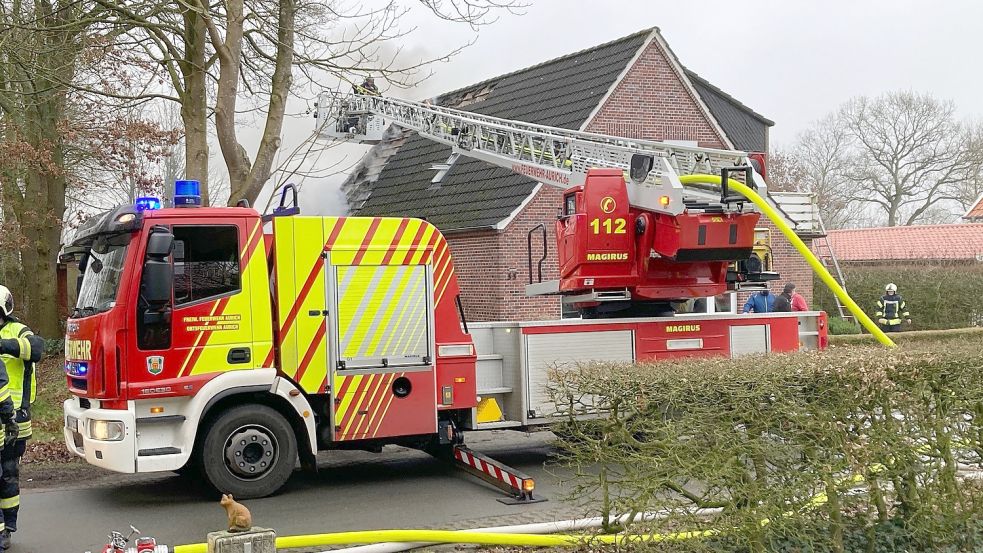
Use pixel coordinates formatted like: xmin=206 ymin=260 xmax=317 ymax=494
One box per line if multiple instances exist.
xmin=444 ymin=229 xmax=504 ymax=322
xmin=584 ymin=36 xmax=728 ymax=148
xmin=500 ymin=186 xmax=563 ymax=321
xmin=445 ymin=186 xmax=563 ymax=322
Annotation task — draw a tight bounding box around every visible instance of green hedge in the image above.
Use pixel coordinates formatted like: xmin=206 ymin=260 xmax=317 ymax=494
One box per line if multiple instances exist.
xmin=815 ymin=263 xmax=983 ymax=331
xmin=549 ymin=336 xmax=983 ymax=552
xmin=829 ymin=326 xmax=983 ymax=346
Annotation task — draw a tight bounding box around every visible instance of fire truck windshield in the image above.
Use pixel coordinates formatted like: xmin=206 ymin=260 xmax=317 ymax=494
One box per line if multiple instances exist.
xmin=75 ymin=244 xmax=129 ymax=317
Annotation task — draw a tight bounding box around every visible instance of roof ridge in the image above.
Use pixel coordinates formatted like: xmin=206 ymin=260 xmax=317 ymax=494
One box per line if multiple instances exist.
xmin=434 ymin=27 xmax=657 ymax=103
xmin=683 ymin=68 xmax=775 ymax=126
xmin=963 ymin=190 xmax=983 ymax=218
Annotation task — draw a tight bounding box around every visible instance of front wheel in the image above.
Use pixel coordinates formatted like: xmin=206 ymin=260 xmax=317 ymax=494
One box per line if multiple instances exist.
xmin=200 ymin=405 xmax=298 ymax=499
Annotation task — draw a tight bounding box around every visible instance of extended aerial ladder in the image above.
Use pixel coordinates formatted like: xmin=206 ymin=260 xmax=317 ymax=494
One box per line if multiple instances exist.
xmin=316 ymin=92 xmax=769 ymax=214
xmin=315 ymin=92 xmax=778 ymax=315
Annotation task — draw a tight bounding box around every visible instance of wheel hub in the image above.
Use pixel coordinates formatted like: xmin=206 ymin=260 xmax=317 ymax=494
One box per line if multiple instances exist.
xmin=225 ymin=426 xmax=278 ymax=479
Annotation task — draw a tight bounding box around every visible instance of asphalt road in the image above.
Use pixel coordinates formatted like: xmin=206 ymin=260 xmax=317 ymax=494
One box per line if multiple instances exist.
xmin=17 ymin=431 xmax=588 ymax=553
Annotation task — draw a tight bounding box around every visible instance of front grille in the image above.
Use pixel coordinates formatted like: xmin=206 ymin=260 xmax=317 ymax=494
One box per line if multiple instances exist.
xmin=79 ymin=397 xmax=91 ymax=409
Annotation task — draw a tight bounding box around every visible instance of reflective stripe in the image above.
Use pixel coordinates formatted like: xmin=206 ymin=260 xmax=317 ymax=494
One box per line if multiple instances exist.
xmin=0 ymin=496 xmax=19 ymax=509
xmin=16 ymin=420 xmax=30 ymax=438
xmin=1 ymin=322 xmax=35 ymax=408
xmin=0 ymin=387 xmax=10 ymax=403
xmin=16 ymin=337 xmax=29 ymax=361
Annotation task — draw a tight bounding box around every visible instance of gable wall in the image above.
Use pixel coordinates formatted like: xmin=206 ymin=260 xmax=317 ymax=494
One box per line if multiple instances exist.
xmin=584 ymin=36 xmax=728 ymax=148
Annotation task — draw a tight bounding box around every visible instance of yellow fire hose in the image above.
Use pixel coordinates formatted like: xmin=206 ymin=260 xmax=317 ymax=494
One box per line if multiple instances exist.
xmin=678 ymin=174 xmax=895 ymax=348
xmin=171 ymin=527 xmax=718 ymax=552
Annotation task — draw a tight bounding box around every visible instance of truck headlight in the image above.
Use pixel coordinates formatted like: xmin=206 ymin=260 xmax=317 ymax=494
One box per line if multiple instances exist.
xmin=88 ymin=420 xmax=125 ymax=441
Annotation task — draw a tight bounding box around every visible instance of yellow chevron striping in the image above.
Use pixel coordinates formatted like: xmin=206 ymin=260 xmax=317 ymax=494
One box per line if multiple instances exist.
xmin=356 ymin=373 xmax=395 ymax=438
xmin=343 ymin=373 xmax=382 ymax=437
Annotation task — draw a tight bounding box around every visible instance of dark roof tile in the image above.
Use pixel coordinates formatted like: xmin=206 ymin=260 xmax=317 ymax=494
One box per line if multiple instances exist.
xmin=685 ymin=69 xmax=773 ymax=152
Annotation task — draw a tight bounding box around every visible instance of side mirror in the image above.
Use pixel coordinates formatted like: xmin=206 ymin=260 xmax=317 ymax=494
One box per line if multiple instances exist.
xmin=146 ymin=231 xmax=174 ymax=258
xmin=142 ymin=258 xmax=173 ymax=306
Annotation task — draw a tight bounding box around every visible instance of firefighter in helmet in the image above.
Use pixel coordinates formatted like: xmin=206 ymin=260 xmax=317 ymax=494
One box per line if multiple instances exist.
xmin=0 ymin=285 xmax=43 ymax=548
xmin=353 ymin=75 xmax=380 ymax=96
xmin=874 ymin=283 xmax=911 ymax=333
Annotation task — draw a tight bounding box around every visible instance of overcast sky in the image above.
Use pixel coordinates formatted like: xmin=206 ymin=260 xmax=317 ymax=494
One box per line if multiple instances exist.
xmin=261 ymin=0 xmax=983 ymax=213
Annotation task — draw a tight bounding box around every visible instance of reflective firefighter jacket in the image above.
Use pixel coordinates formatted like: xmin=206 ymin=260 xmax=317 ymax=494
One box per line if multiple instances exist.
xmin=875 ymin=294 xmax=910 ymax=326
xmin=0 ymin=319 xmax=42 ymax=439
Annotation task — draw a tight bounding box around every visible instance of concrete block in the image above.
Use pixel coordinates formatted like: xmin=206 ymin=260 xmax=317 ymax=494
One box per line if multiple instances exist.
xmin=207 ymin=527 xmax=276 ymax=553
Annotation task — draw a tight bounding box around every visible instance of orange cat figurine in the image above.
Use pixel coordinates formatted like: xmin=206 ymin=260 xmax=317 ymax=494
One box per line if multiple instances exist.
xmin=220 ymin=494 xmax=252 ymax=533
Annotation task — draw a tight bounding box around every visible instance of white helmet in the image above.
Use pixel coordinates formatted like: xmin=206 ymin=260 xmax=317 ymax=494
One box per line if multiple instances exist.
xmin=0 ymin=285 xmax=11 ymax=317
xmin=885 ymin=283 xmax=898 ymax=293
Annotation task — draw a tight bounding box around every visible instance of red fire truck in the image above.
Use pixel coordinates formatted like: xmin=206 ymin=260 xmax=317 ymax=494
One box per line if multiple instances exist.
xmin=62 ymin=95 xmax=828 ymax=499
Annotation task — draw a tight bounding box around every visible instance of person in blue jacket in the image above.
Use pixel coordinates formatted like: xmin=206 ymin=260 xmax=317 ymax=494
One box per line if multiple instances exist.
xmin=742 ymin=289 xmax=776 ymax=313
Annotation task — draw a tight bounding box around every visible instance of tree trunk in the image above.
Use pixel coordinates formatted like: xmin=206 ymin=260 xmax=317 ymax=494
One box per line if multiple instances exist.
xmin=210 ymin=0 xmax=250 ymax=203
xmin=20 ymin=95 xmax=65 ymax=337
xmin=223 ymin=0 xmax=295 ymax=206
xmin=181 ymin=7 xmax=210 ymax=206
xmin=181 ymin=97 xmax=209 ymax=205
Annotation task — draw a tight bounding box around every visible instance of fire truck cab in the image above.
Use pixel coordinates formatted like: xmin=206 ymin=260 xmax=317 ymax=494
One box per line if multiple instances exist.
xmin=63 ymin=184 xmax=478 ymax=497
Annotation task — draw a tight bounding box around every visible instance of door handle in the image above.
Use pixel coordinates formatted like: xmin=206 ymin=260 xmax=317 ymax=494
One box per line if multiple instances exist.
xmin=227 ymin=348 xmax=251 ymax=364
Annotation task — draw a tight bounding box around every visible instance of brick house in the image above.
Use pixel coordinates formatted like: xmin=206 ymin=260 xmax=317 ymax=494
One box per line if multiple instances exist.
xmin=343 ymin=28 xmax=817 ymax=321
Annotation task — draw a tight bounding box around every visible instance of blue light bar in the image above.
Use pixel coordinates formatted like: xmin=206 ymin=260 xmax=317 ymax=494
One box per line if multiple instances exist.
xmin=174 ymin=179 xmax=202 ymax=207
xmin=65 ymin=361 xmax=88 ymax=377
xmin=135 ymin=196 xmax=162 ymax=212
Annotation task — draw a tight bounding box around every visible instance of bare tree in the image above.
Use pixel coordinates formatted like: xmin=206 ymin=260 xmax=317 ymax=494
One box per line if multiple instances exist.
xmin=769 ymin=115 xmax=866 ymax=229
xmin=842 ymin=91 xmax=974 ymax=226
xmin=81 ymin=0 xmax=524 ymax=207
xmin=0 ymin=0 xmax=108 ymax=333
xmin=953 ymin=122 xmax=983 ymax=216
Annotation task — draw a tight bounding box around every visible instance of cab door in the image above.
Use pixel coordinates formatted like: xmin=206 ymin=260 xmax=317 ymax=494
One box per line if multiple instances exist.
xmin=327 ymin=261 xmax=437 ymax=442
xmin=131 ymin=218 xmax=257 ymax=393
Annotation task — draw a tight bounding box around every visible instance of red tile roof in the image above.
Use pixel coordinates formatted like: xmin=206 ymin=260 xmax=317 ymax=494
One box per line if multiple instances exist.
xmin=965 ymin=192 xmax=983 ymax=220
xmin=823 ymin=224 xmax=983 ymax=262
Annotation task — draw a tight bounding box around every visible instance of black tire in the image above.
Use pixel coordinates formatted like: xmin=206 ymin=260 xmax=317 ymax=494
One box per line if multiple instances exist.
xmin=200 ymin=404 xmax=297 ymax=499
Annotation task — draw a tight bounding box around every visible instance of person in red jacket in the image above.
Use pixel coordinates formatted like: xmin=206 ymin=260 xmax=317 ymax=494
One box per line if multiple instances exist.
xmin=774 ymin=283 xmax=809 ymax=312
xmin=789 ymin=283 xmax=809 ymax=311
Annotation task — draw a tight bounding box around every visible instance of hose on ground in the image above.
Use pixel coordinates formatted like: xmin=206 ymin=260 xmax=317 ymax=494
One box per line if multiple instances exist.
xmin=329 ymin=509 xmax=723 ymax=553
xmin=171 ymin=526 xmax=719 ymax=553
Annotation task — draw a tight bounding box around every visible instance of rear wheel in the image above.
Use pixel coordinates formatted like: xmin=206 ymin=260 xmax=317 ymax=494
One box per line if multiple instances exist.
xmin=200 ymin=405 xmax=297 ymax=499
